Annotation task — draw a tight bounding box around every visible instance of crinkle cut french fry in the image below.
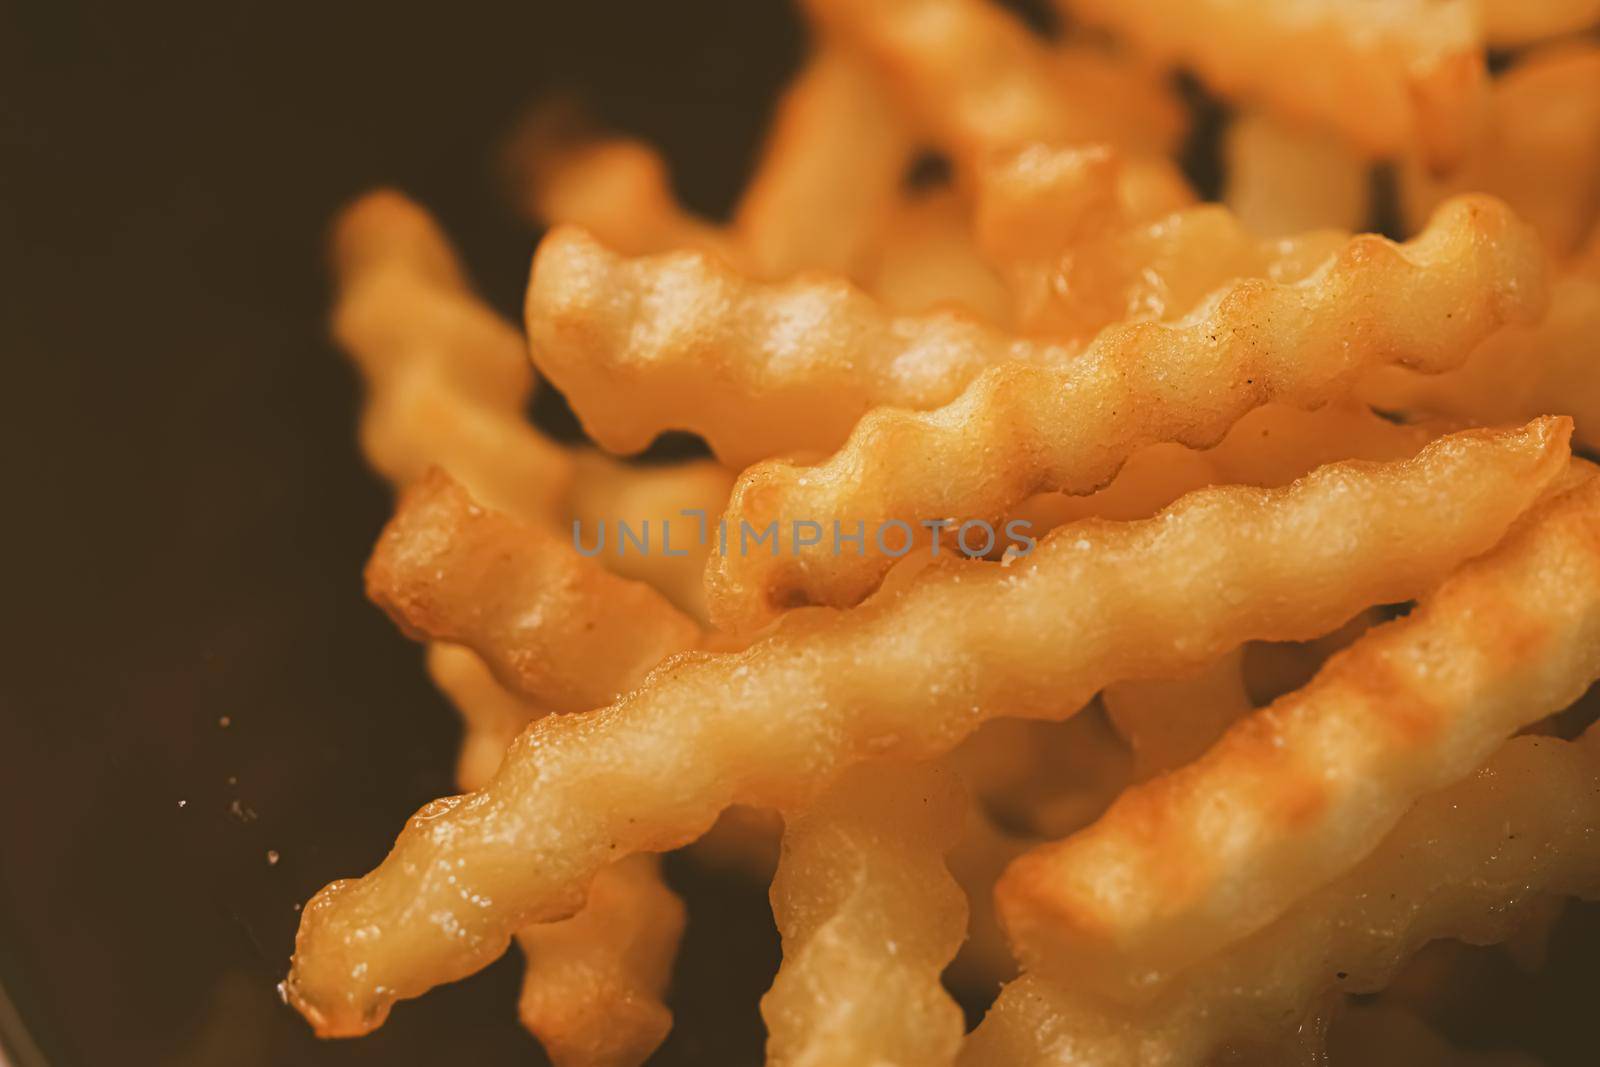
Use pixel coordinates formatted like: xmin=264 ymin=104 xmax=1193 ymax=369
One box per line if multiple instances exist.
xmin=1479 ymin=0 xmax=1600 ymax=49
xmin=525 ymin=224 xmax=1062 ymax=466
xmin=1053 ymin=0 xmax=1486 ymax=169
xmin=509 ymin=49 xmax=912 ymax=281
xmin=1103 ymin=650 xmax=1253 ymax=782
xmin=282 ymin=420 xmax=1567 ymax=1034
xmin=711 ymin=196 xmax=1546 ymax=630
xmin=997 ymin=467 xmax=1600 ymax=1002
xmin=1362 ymin=252 xmax=1600 ymax=451
xmin=514 ymin=854 xmax=685 ymax=1067
xmin=332 ymin=190 xmax=571 ymax=522
xmin=803 ymin=0 xmax=1184 ymax=172
xmin=760 ymin=761 xmax=967 ymax=1067
xmin=1224 ymin=109 xmax=1371 ymax=237
xmin=426 ymin=644 xmax=541 ymax=793
xmin=365 ymin=470 xmax=699 ymax=714
xmin=963 ymin=725 xmax=1600 ymax=1067
xmin=564 ymin=451 xmax=733 ymax=626
xmin=1400 ymin=42 xmax=1600 ymax=258
xmin=867 ymin=188 xmax=1013 ymax=323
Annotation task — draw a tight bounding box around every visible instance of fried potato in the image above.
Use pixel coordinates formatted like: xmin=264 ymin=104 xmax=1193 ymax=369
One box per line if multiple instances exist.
xmin=711 ymin=197 xmax=1545 ymax=630
xmin=1054 ymin=0 xmax=1487 ymax=168
xmin=1224 ymin=109 xmax=1371 ymax=237
xmin=866 ymin=188 xmax=1012 ymax=323
xmin=962 ymin=724 xmax=1600 ymax=1066
xmin=803 ymin=0 xmax=1184 ymax=173
xmin=760 ymin=761 xmax=967 ymax=1067
xmin=364 ymin=470 xmax=699 ymax=714
xmin=282 ymin=421 xmax=1566 ymax=1034
xmin=332 ymin=189 xmax=571 ymax=522
xmin=998 ymin=467 xmax=1600 ymax=1001
xmin=1400 ymin=42 xmax=1600 ymax=258
xmin=515 ymin=854 xmax=685 ymax=1067
xmin=425 ymin=644 xmax=541 ymax=793
xmin=1103 ymin=650 xmax=1253 ymax=782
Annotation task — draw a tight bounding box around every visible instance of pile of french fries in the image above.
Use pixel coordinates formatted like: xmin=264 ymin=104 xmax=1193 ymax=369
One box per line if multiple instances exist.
xmin=284 ymin=1 xmax=1600 ymax=1063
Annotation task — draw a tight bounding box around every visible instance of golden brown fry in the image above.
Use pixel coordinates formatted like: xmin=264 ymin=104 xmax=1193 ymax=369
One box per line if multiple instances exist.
xmin=1055 ymin=0 xmax=1486 ymax=168
xmin=332 ymin=190 xmax=571 ymax=522
xmin=1478 ymin=0 xmax=1600 ymax=48
xmin=425 ymin=644 xmax=541 ymax=793
xmin=365 ymin=470 xmax=699 ymax=713
xmin=711 ymin=197 xmax=1545 ymax=630
xmin=525 ymin=224 xmax=1050 ymax=465
xmin=1400 ymin=42 xmax=1600 ymax=257
xmin=963 ymin=724 xmax=1600 ymax=1066
xmin=998 ymin=469 xmax=1600 ymax=1000
xmin=1103 ymin=650 xmax=1253 ymax=782
xmin=1362 ymin=252 xmax=1600 ymax=450
xmin=515 ymin=854 xmax=685 ymax=1067
xmin=760 ymin=761 xmax=967 ymax=1067
xmin=866 ymin=188 xmax=1012 ymax=323
xmin=804 ymin=0 xmax=1184 ymax=173
xmin=564 ymin=451 xmax=733 ymax=625
xmin=1224 ymin=109 xmax=1371 ymax=237
xmin=283 ymin=421 xmax=1567 ymax=1034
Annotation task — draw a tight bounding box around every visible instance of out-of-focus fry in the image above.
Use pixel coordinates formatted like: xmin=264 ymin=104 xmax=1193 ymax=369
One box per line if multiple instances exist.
xmin=426 ymin=643 xmax=541 ymax=793
xmin=282 ymin=422 xmax=1567 ymax=1034
xmin=1329 ymin=1002 xmax=1544 ymax=1067
xmin=508 ymin=50 xmax=913 ymax=282
xmin=804 ymin=0 xmax=1184 ymax=173
xmin=1224 ymin=109 xmax=1371 ymax=237
xmin=963 ymin=725 xmax=1600 ymax=1066
xmin=1478 ymin=0 xmax=1600 ymax=48
xmin=332 ymin=190 xmax=571 ymax=522
xmin=364 ymin=470 xmax=699 ymax=713
xmin=998 ymin=470 xmax=1600 ymax=1000
xmin=1103 ymin=650 xmax=1253 ymax=782
xmin=866 ymin=188 xmax=1012 ymax=323
xmin=1400 ymin=43 xmax=1600 ymax=258
xmin=564 ymin=452 xmax=733 ymax=625
xmin=515 ymin=854 xmax=685 ymax=1067
xmin=1243 ymin=609 xmax=1386 ymax=708
xmin=760 ymin=761 xmax=967 ymax=1067
xmin=712 ymin=197 xmax=1545 ymax=629
xmin=1054 ymin=0 xmax=1487 ymax=168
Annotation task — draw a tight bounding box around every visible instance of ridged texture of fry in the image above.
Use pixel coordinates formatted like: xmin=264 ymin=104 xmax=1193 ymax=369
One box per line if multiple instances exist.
xmin=282 ymin=421 xmax=1567 ymax=1034
xmin=332 ymin=189 xmax=571 ymax=522
xmin=997 ymin=468 xmax=1600 ymax=1001
xmin=1224 ymin=109 xmax=1371 ymax=237
xmin=514 ymin=854 xmax=685 ymax=1067
xmin=760 ymin=761 xmax=967 ymax=1067
xmin=525 ymin=224 xmax=1064 ymax=465
xmin=711 ymin=196 xmax=1546 ymax=630
xmin=1400 ymin=42 xmax=1600 ymax=258
xmin=976 ymin=143 xmax=1344 ymax=339
xmin=963 ymin=724 xmax=1600 ymax=1066
xmin=803 ymin=0 xmax=1185 ymax=172
xmin=365 ymin=470 xmax=700 ymax=714
xmin=508 ymin=49 xmax=912 ymax=281
xmin=1053 ymin=0 xmax=1486 ymax=168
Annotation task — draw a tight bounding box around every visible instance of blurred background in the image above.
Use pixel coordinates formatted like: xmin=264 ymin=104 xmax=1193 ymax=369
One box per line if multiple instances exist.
xmin=2 ymin=1 xmax=1597 ymax=1065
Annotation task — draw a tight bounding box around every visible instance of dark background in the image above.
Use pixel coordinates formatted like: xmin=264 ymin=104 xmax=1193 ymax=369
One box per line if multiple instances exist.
xmin=2 ymin=2 xmax=1597 ymax=1065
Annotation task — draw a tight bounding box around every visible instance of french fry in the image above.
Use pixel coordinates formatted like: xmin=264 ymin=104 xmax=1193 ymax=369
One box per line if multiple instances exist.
xmin=1102 ymin=650 xmax=1253 ymax=782
xmin=1224 ymin=109 xmax=1371 ymax=237
xmin=514 ymin=854 xmax=685 ymax=1067
xmin=1478 ymin=0 xmax=1600 ymax=49
xmin=997 ymin=469 xmax=1600 ymax=1000
xmin=711 ymin=197 xmax=1545 ymax=630
xmin=1053 ymin=0 xmax=1487 ymax=168
xmin=760 ymin=761 xmax=967 ymax=1067
xmin=364 ymin=470 xmax=700 ymax=714
xmin=963 ymin=724 xmax=1600 ymax=1066
xmin=1400 ymin=42 xmax=1600 ymax=257
xmin=282 ymin=421 xmax=1567 ymax=1034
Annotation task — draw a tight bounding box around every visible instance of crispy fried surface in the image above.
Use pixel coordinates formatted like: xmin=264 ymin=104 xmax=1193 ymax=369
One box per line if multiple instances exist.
xmin=761 ymin=761 xmax=967 ymax=1067
xmin=711 ymin=197 xmax=1546 ymax=630
xmin=997 ymin=468 xmax=1600 ymax=1001
xmin=283 ymin=422 xmax=1566 ymax=1034
xmin=963 ymin=725 xmax=1600 ymax=1065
